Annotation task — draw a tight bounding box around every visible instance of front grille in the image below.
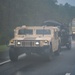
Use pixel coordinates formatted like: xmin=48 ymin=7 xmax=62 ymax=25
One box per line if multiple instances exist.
xmin=22 ymin=41 xmax=33 ymax=47
xmin=15 ymin=40 xmax=40 ymax=47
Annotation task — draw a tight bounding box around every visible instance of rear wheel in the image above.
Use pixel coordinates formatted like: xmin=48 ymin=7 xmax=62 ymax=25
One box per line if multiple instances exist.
xmin=9 ymin=47 xmax=18 ymax=61
xmin=66 ymin=37 xmax=71 ymax=50
xmin=55 ymin=45 xmax=60 ymax=56
xmin=66 ymin=44 xmax=71 ymax=50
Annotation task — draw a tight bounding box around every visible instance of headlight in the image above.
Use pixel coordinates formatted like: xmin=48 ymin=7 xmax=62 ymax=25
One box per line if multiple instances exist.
xmin=17 ymin=42 xmax=21 ymax=44
xmin=35 ymin=42 xmax=39 ymax=45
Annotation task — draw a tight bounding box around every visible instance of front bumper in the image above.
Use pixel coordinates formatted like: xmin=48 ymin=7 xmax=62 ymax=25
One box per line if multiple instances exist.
xmin=11 ymin=46 xmax=50 ymax=54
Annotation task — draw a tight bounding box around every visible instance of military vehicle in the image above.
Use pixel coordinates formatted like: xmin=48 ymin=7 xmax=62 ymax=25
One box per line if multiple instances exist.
xmin=72 ymin=27 xmax=75 ymax=40
xmin=71 ymin=19 xmax=75 ymax=40
xmin=9 ymin=25 xmax=60 ymax=61
xmin=42 ymin=20 xmax=72 ymax=50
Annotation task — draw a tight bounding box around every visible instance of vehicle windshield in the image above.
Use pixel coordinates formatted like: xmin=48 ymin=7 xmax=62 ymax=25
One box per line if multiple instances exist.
xmin=36 ymin=29 xmax=51 ymax=35
xmin=18 ymin=29 xmax=33 ymax=35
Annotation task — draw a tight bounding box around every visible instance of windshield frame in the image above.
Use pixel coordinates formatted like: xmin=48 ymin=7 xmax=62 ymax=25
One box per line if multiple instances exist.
xmin=18 ymin=29 xmax=33 ymax=35
xmin=36 ymin=29 xmax=51 ymax=35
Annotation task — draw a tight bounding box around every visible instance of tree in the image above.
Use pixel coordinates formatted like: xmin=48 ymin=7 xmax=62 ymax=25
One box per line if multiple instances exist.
xmin=0 ymin=0 xmax=75 ymax=45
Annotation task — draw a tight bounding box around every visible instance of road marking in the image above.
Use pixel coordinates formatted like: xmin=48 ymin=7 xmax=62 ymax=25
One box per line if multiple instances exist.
xmin=65 ymin=73 xmax=71 ymax=75
xmin=19 ymin=53 xmax=26 ymax=59
xmin=0 ymin=60 xmax=10 ymax=65
xmin=0 ymin=53 xmax=26 ymax=66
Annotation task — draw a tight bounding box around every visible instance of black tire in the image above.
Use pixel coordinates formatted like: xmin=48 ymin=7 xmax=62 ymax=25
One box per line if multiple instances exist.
xmin=55 ymin=45 xmax=60 ymax=56
xmin=66 ymin=36 xmax=72 ymax=50
xmin=44 ymin=45 xmax=54 ymax=61
xmin=9 ymin=47 xmax=18 ymax=61
xmin=66 ymin=44 xmax=71 ymax=50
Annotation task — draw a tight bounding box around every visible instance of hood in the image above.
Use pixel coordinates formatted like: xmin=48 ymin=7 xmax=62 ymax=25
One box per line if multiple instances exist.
xmin=14 ymin=36 xmax=51 ymax=41
xmin=36 ymin=36 xmax=51 ymax=41
xmin=14 ymin=37 xmax=36 ymax=40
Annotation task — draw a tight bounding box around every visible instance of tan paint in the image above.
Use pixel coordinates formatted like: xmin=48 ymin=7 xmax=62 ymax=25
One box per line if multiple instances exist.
xmin=9 ymin=25 xmax=60 ymax=52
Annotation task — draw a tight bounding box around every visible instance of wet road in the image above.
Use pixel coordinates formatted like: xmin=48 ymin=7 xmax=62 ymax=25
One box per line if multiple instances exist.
xmin=0 ymin=41 xmax=75 ymax=75
xmin=0 ymin=49 xmax=9 ymax=63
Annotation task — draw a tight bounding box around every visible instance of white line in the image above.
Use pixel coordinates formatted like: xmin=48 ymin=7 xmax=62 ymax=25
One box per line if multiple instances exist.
xmin=0 ymin=53 xmax=26 ymax=65
xmin=65 ymin=73 xmax=71 ymax=75
xmin=19 ymin=53 xmax=26 ymax=59
xmin=0 ymin=60 xmax=10 ymax=65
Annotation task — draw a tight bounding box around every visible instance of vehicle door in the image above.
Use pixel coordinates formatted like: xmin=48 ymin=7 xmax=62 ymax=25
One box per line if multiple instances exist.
xmin=52 ymin=30 xmax=59 ymax=52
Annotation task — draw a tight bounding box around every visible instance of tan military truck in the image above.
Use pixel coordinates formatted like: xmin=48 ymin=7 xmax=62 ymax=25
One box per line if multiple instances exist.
xmin=9 ymin=25 xmax=60 ymax=61
xmin=72 ymin=27 xmax=75 ymax=40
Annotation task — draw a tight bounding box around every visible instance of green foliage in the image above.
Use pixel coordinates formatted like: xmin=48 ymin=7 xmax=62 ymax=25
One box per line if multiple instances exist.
xmin=0 ymin=0 xmax=75 ymax=44
xmin=0 ymin=45 xmax=8 ymax=52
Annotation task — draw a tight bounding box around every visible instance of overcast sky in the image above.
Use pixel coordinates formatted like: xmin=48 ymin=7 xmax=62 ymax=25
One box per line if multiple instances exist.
xmin=57 ymin=0 xmax=75 ymax=6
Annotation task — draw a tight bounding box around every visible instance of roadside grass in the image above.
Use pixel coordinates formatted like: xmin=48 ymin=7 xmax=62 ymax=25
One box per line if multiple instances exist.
xmin=0 ymin=45 xmax=8 ymax=52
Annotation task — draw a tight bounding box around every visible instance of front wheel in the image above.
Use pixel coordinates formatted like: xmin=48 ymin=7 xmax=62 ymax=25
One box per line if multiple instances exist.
xmin=44 ymin=45 xmax=54 ymax=61
xmin=9 ymin=47 xmax=18 ymax=62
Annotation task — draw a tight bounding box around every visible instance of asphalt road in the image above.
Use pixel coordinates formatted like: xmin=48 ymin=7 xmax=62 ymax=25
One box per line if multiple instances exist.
xmin=0 ymin=41 xmax=75 ymax=75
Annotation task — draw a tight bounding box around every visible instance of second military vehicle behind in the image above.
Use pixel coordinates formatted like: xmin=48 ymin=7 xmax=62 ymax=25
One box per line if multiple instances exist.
xmin=42 ymin=20 xmax=72 ymax=50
